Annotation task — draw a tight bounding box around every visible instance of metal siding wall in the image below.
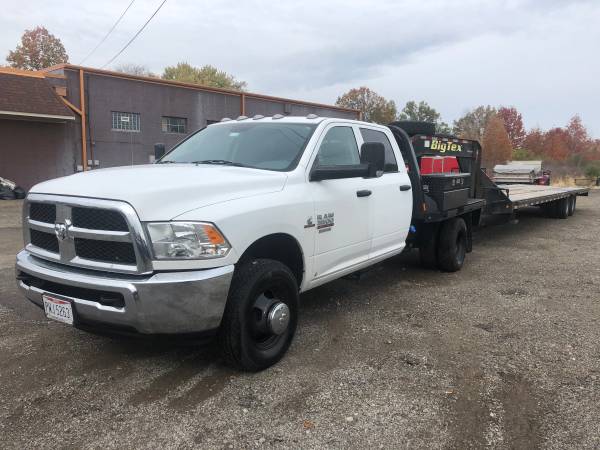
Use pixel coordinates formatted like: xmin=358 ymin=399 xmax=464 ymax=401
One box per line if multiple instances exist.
xmin=60 ymin=69 xmax=358 ymax=169
xmin=247 ymin=97 xmax=358 ymax=119
xmin=244 ymin=97 xmax=285 ymax=116
xmin=85 ymin=74 xmax=242 ymax=168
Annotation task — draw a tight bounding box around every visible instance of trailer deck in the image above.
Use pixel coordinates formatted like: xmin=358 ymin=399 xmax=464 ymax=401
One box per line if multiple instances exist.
xmin=497 ymin=184 xmax=589 ymax=210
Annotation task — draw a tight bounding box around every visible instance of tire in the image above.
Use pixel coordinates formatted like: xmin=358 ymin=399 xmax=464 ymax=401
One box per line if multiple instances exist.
xmin=567 ymin=196 xmax=573 ymax=216
xmin=568 ymin=196 xmax=576 ymax=216
xmin=556 ymin=197 xmax=569 ymax=219
xmin=218 ymin=259 xmax=298 ymax=371
xmin=437 ymin=218 xmax=467 ymax=272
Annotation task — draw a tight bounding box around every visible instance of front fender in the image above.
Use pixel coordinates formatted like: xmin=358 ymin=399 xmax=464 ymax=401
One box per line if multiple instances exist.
xmin=174 ymin=188 xmax=315 ymax=286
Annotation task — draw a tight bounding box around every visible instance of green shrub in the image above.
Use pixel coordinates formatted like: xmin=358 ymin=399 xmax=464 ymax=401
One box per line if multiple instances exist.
xmin=512 ymin=148 xmax=534 ymax=160
xmin=584 ymin=162 xmax=600 ymax=179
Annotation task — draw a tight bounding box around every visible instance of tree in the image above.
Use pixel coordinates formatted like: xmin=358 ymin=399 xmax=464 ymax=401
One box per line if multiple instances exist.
xmin=398 ymin=100 xmax=451 ymax=133
xmin=6 ymin=26 xmax=68 ymax=70
xmin=335 ymin=87 xmax=397 ymax=124
xmin=497 ymin=106 xmax=526 ymax=149
xmin=544 ymin=128 xmax=570 ymax=161
xmin=114 ymin=63 xmax=156 ymax=77
xmin=566 ymin=115 xmax=590 ymax=154
xmin=523 ymin=128 xmax=545 ymax=156
xmin=453 ymin=105 xmax=497 ymax=142
xmin=481 ymin=115 xmax=512 ymax=169
xmin=162 ymin=62 xmax=246 ymax=91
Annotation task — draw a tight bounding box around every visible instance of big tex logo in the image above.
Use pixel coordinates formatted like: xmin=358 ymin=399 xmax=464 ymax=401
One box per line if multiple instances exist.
xmin=430 ymin=138 xmax=462 ymax=153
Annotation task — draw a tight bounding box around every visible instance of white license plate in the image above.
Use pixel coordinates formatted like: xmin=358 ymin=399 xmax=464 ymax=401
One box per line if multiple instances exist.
xmin=42 ymin=294 xmax=74 ymax=325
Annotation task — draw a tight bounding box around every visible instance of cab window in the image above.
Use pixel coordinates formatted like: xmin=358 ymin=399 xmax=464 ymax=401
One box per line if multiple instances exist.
xmin=315 ymin=126 xmax=360 ymax=166
xmin=359 ymin=128 xmax=398 ymax=172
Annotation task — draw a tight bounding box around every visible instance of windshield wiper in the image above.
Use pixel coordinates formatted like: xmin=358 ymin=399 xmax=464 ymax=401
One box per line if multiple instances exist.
xmin=156 ymin=160 xmax=177 ymax=164
xmin=192 ymin=159 xmax=246 ymax=167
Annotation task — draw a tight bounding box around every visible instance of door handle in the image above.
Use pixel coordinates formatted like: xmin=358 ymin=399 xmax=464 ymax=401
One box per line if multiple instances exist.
xmin=356 ymin=190 xmax=372 ymax=197
xmin=399 ymin=185 xmax=412 ymax=191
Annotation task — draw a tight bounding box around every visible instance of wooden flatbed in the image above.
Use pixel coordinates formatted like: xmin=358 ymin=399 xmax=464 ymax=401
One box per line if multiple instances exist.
xmin=496 ymin=184 xmax=590 ymax=210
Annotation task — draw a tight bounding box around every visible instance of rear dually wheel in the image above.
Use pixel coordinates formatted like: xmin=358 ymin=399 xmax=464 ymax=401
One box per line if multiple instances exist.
xmin=437 ymin=218 xmax=467 ymax=272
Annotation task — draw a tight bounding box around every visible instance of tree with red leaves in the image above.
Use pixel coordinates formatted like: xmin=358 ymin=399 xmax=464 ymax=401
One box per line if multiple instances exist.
xmin=523 ymin=128 xmax=545 ymax=156
xmin=482 ymin=115 xmax=513 ymax=169
xmin=6 ymin=26 xmax=68 ymax=70
xmin=566 ymin=115 xmax=590 ymax=155
xmin=544 ymin=128 xmax=570 ymax=161
xmin=497 ymin=106 xmax=526 ymax=149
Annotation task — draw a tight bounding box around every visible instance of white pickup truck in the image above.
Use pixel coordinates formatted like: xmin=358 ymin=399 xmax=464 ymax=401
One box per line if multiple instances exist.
xmin=15 ymin=116 xmax=499 ymax=370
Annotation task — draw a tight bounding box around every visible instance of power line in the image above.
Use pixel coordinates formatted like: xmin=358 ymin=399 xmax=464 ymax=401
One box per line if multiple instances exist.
xmin=101 ymin=0 xmax=167 ymax=69
xmin=79 ymin=0 xmax=136 ymax=65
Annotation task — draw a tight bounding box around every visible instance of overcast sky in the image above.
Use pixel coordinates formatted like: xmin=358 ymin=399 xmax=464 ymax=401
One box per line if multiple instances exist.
xmin=1 ymin=0 xmax=598 ymax=136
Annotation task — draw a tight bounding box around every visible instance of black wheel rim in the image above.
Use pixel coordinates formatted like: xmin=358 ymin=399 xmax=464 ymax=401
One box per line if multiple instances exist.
xmin=247 ymin=282 xmax=292 ymax=351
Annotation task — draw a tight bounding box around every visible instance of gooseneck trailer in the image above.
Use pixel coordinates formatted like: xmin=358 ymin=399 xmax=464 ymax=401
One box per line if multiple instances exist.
xmin=390 ymin=121 xmax=588 ymax=269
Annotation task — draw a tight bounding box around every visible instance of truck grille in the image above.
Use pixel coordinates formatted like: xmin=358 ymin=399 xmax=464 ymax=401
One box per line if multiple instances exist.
xmin=24 ymin=195 xmax=152 ymax=274
xmin=72 ymin=207 xmax=128 ymax=231
xmin=29 ymin=202 xmax=56 ymax=223
xmin=74 ymin=238 xmax=136 ymax=264
xmin=30 ymin=229 xmax=59 ymax=253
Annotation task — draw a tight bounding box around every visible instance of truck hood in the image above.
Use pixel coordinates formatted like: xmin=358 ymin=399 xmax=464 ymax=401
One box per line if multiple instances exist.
xmin=30 ymin=164 xmax=288 ymax=221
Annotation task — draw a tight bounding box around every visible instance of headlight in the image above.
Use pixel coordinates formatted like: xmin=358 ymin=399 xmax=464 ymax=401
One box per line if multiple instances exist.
xmin=146 ymin=222 xmax=231 ymax=259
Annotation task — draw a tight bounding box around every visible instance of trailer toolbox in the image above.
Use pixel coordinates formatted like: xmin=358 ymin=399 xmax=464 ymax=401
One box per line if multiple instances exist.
xmin=422 ymin=173 xmax=471 ymax=210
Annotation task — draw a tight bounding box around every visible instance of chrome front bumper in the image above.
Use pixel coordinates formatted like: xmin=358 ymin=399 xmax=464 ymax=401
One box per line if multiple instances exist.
xmin=16 ymin=250 xmax=234 ymax=334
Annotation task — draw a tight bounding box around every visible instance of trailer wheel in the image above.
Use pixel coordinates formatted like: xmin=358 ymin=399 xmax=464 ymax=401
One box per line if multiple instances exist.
xmin=556 ymin=197 xmax=569 ymax=219
xmin=437 ymin=218 xmax=467 ymax=272
xmin=568 ymin=196 xmax=576 ymax=216
xmin=218 ymin=259 xmax=298 ymax=371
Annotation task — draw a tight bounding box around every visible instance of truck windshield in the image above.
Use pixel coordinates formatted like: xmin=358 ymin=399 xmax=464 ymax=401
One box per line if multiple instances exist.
xmin=159 ymin=122 xmax=318 ymax=171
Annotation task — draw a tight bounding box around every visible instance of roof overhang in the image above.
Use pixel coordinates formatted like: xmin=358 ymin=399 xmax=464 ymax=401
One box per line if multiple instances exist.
xmin=0 ymin=110 xmax=76 ymax=123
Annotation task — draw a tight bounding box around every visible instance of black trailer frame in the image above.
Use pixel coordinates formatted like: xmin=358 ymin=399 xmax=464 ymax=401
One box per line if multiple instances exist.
xmin=386 ymin=121 xmax=590 ymax=268
xmin=388 ymin=123 xmax=486 ymax=258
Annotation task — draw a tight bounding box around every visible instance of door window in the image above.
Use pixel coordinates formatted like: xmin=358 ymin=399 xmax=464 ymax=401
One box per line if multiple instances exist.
xmin=359 ymin=128 xmax=398 ymax=172
xmin=315 ymin=126 xmax=360 ymax=166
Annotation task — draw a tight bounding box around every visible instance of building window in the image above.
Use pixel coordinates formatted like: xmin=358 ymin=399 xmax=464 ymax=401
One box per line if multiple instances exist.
xmin=162 ymin=116 xmax=187 ymax=134
xmin=112 ymin=111 xmax=140 ymax=132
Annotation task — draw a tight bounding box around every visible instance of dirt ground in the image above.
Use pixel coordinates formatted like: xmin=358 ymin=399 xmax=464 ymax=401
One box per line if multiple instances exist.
xmin=1 ymin=193 xmax=599 ymax=449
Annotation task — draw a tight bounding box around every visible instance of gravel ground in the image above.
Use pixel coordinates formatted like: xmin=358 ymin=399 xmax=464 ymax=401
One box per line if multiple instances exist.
xmin=1 ymin=193 xmax=599 ymax=449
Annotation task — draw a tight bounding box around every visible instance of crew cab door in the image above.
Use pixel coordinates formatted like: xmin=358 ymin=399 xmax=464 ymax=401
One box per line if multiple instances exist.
xmin=358 ymin=126 xmax=412 ymax=259
xmin=308 ymin=125 xmax=371 ymax=280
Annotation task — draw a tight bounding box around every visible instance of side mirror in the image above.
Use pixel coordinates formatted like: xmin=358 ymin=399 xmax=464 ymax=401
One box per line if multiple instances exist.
xmin=310 ymin=164 xmax=369 ymax=181
xmin=360 ymin=142 xmax=385 ymax=177
xmin=154 ymin=143 xmax=166 ymax=160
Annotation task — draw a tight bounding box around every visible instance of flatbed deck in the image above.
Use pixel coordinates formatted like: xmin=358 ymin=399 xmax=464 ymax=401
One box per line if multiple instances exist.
xmin=497 ymin=184 xmax=590 ymax=210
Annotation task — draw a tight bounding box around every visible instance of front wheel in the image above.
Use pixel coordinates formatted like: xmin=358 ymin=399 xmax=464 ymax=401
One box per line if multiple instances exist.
xmin=218 ymin=259 xmax=298 ymax=371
